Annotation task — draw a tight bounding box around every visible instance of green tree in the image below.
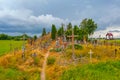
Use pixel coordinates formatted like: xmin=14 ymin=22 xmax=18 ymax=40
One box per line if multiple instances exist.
xmin=73 ymin=25 xmax=79 ymax=40
xmin=67 ymin=22 xmax=72 ymax=30
xmin=80 ymin=18 xmax=97 ymax=42
xmin=65 ymin=22 xmax=72 ymax=36
xmin=57 ymin=24 xmax=64 ymax=37
xmin=51 ymin=24 xmax=57 ymax=40
xmin=0 ymin=34 xmax=9 ymax=40
xmin=33 ymin=35 xmax=37 ymax=41
xmin=42 ymin=28 xmax=46 ymax=36
xmin=80 ymin=18 xmax=97 ymax=35
xmin=74 ymin=25 xmax=79 ymax=35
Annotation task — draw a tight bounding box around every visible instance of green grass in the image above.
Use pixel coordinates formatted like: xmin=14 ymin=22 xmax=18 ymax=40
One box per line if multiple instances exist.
xmin=0 ymin=67 xmax=40 ymax=80
xmin=0 ymin=67 xmax=25 ymax=80
xmin=60 ymin=60 xmax=120 ymax=80
xmin=100 ymin=39 xmax=120 ymax=44
xmin=0 ymin=40 xmax=23 ymax=56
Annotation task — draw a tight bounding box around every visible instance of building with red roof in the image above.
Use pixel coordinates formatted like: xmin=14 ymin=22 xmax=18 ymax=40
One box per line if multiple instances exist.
xmin=106 ymin=33 xmax=113 ymax=40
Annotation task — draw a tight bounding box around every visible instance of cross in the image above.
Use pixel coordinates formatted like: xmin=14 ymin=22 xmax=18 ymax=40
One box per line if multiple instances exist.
xmin=114 ymin=49 xmax=117 ymax=58
xmin=22 ymin=33 xmax=26 ymax=60
xmin=88 ymin=49 xmax=93 ymax=63
xmin=67 ymin=28 xmax=78 ymax=60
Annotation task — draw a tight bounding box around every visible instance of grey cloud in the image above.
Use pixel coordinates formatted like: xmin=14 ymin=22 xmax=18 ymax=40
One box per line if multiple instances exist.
xmin=109 ymin=30 xmax=120 ymax=32
xmin=0 ymin=0 xmax=120 ymax=37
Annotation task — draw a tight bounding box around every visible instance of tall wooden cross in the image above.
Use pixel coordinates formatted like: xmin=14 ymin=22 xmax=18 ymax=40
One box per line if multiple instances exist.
xmin=67 ymin=28 xmax=78 ymax=60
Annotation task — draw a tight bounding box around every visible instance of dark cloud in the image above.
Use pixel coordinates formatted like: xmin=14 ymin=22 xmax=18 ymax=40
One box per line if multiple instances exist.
xmin=0 ymin=0 xmax=120 ymax=37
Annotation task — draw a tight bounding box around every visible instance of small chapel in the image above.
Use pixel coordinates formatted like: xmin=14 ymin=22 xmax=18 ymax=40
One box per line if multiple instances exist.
xmin=106 ymin=33 xmax=113 ymax=40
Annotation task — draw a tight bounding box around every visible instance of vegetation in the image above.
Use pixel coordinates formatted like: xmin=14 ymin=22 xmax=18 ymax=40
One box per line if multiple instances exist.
xmin=51 ymin=24 xmax=57 ymax=40
xmin=0 ymin=67 xmax=26 ymax=80
xmin=47 ymin=57 xmax=56 ymax=65
xmin=57 ymin=25 xmax=64 ymax=37
xmin=53 ymin=18 xmax=97 ymax=42
xmin=0 ymin=33 xmax=31 ymax=40
xmin=67 ymin=44 xmax=83 ymax=50
xmin=0 ymin=40 xmax=23 ymax=56
xmin=33 ymin=35 xmax=37 ymax=41
xmin=79 ymin=18 xmax=97 ymax=42
xmin=42 ymin=28 xmax=46 ymax=36
xmin=60 ymin=60 xmax=120 ymax=80
xmin=0 ymin=67 xmax=40 ymax=80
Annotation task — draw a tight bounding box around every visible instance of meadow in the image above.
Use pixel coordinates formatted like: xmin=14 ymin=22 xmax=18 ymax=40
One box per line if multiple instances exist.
xmin=0 ymin=40 xmax=23 ymax=56
xmin=60 ymin=60 xmax=120 ymax=80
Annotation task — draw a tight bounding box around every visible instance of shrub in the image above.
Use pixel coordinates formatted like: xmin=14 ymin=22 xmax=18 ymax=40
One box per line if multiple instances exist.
xmin=49 ymin=48 xmax=62 ymax=52
xmin=47 ymin=57 xmax=56 ymax=65
xmin=33 ymin=57 xmax=39 ymax=65
xmin=68 ymin=44 xmax=83 ymax=50
xmin=55 ymin=48 xmax=62 ymax=52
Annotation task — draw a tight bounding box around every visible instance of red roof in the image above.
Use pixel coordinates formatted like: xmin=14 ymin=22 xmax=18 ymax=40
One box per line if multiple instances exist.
xmin=106 ymin=33 xmax=113 ymax=36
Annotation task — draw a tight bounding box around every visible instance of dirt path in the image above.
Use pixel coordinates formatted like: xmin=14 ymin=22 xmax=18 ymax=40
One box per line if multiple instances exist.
xmin=41 ymin=51 xmax=49 ymax=80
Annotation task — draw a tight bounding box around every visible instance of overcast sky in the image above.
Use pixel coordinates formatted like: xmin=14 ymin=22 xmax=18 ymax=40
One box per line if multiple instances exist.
xmin=0 ymin=0 xmax=120 ymax=38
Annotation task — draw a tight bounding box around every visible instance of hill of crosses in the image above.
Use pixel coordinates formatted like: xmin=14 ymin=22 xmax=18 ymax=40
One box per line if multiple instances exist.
xmin=0 ymin=20 xmax=120 ymax=80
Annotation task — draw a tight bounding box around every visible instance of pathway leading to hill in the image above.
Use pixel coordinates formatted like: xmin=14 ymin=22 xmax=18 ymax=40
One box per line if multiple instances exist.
xmin=41 ymin=51 xmax=49 ymax=80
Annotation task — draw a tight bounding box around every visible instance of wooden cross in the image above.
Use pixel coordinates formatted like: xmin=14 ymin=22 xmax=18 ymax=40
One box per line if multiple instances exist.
xmin=88 ymin=49 xmax=94 ymax=63
xmin=67 ymin=28 xmax=78 ymax=60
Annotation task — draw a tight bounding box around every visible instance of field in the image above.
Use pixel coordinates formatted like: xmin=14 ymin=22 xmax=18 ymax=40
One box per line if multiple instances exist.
xmin=0 ymin=40 xmax=23 ymax=56
xmin=100 ymin=39 xmax=120 ymax=44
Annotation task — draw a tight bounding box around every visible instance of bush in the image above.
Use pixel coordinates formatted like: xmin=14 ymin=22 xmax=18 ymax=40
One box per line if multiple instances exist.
xmin=55 ymin=48 xmax=62 ymax=52
xmin=33 ymin=57 xmax=39 ymax=65
xmin=47 ymin=57 xmax=56 ymax=65
xmin=49 ymin=48 xmax=62 ymax=52
xmin=68 ymin=44 xmax=83 ymax=50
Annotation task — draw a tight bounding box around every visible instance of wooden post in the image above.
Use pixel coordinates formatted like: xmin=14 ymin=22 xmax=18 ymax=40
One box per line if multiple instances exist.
xmin=22 ymin=33 xmax=26 ymax=60
xmin=72 ymin=28 xmax=75 ymax=60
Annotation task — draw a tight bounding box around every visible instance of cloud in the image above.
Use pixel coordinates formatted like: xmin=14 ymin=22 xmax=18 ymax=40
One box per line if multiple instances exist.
xmin=0 ymin=8 xmax=68 ymax=35
xmin=29 ymin=14 xmax=68 ymax=27
xmin=92 ymin=25 xmax=120 ymax=38
xmin=0 ymin=0 xmax=120 ymax=38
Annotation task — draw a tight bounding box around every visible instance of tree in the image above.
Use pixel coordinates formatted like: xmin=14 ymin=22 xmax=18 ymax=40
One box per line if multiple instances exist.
xmin=67 ymin=22 xmax=72 ymax=30
xmin=33 ymin=35 xmax=37 ymax=41
xmin=74 ymin=25 xmax=79 ymax=35
xmin=80 ymin=18 xmax=97 ymax=42
xmin=51 ymin=24 xmax=57 ymax=40
xmin=57 ymin=24 xmax=64 ymax=37
xmin=80 ymin=18 xmax=97 ymax=35
xmin=42 ymin=28 xmax=46 ymax=36
xmin=74 ymin=25 xmax=79 ymax=40
xmin=65 ymin=22 xmax=72 ymax=37
xmin=0 ymin=34 xmax=9 ymax=40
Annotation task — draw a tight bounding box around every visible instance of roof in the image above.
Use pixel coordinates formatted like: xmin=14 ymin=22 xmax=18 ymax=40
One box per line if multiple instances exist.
xmin=106 ymin=33 xmax=113 ymax=36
